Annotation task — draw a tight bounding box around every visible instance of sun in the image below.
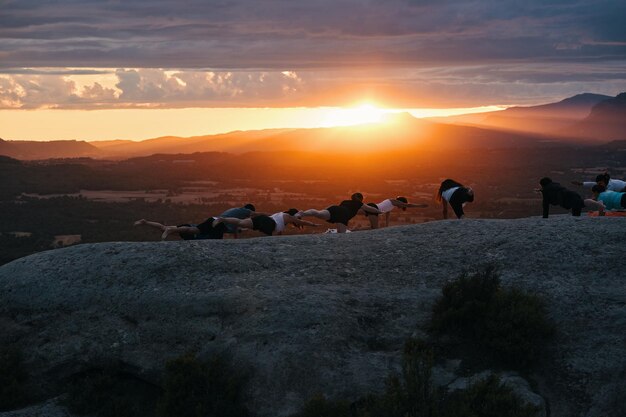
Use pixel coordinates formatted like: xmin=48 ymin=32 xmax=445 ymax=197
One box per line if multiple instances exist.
xmin=321 ymin=102 xmax=388 ymax=128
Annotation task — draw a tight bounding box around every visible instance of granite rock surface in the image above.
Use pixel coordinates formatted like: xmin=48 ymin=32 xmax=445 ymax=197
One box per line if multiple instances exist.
xmin=1 ymin=216 xmax=624 ymax=417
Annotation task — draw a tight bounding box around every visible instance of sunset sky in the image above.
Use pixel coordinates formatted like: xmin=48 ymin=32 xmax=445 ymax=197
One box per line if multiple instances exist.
xmin=1 ymin=0 xmax=625 ymax=141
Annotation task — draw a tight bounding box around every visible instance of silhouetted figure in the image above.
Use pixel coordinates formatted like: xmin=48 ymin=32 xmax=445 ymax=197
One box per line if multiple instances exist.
xmin=538 ymin=177 xmax=585 ymax=218
xmin=436 ymin=179 xmax=474 ymax=219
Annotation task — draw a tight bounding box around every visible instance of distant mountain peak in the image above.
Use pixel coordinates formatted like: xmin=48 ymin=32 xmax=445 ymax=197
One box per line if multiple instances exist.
xmin=381 ymin=111 xmax=420 ymax=124
xmin=558 ymin=93 xmax=612 ymax=105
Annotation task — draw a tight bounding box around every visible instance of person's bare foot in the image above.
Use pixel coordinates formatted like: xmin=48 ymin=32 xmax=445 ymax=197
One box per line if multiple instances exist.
xmin=134 ymin=219 xmax=146 ymax=226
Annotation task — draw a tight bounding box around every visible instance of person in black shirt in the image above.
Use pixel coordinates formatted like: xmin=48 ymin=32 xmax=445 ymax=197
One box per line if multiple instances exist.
xmin=296 ymin=193 xmax=381 ymax=233
xmin=538 ymin=177 xmax=585 ymax=218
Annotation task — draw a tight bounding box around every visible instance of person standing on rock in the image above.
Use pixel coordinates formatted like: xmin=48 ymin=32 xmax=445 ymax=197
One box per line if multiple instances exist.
xmin=134 ymin=217 xmax=227 ymax=240
xmin=216 ymin=209 xmax=320 ymax=236
xmin=295 ymin=193 xmax=381 ymax=233
xmin=364 ymin=197 xmax=428 ymax=229
xmin=437 ymin=179 xmax=474 ymax=219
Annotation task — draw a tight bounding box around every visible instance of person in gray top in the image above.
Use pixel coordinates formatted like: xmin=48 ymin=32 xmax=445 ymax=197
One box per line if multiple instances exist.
xmin=219 ymin=204 xmax=256 ymax=238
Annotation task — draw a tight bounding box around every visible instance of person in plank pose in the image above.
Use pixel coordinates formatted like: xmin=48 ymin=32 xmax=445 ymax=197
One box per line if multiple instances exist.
xmin=217 ymin=209 xmax=319 ymax=236
xmin=571 ymin=172 xmax=626 ymax=192
xmin=296 ymin=193 xmax=381 ymax=233
xmin=364 ymin=197 xmax=428 ymax=229
xmin=585 ymin=184 xmax=626 ymax=215
xmin=134 ymin=217 xmax=227 ymax=240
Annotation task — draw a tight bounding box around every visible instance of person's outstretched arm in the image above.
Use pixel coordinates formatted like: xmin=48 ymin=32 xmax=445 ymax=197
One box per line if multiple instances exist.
xmin=442 ymin=200 xmax=449 ymax=219
xmin=391 ymin=199 xmax=428 ymax=208
xmin=290 ymin=216 xmax=320 ymax=228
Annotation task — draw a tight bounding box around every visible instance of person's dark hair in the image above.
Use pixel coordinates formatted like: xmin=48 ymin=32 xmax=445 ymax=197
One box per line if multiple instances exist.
xmin=243 ymin=204 xmax=256 ymax=211
xmin=437 ymin=179 xmax=463 ymax=201
xmin=284 ymin=208 xmax=299 ymax=216
xmin=351 ymin=192 xmax=364 ymax=202
xmin=595 ymin=173 xmax=610 ymax=184
xmin=539 ymin=177 xmax=552 ymax=187
xmin=592 ymin=184 xmax=606 ymax=193
xmin=396 ymin=196 xmax=408 ymax=204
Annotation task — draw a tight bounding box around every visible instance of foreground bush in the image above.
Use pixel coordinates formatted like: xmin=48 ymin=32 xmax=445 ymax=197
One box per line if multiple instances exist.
xmin=65 ymin=362 xmax=160 ymax=417
xmin=295 ymin=339 xmax=541 ymax=417
xmin=157 ymin=353 xmax=249 ymax=417
xmin=444 ymin=374 xmax=541 ymax=417
xmin=293 ymin=339 xmax=439 ymax=417
xmin=0 ymin=346 xmax=28 ymax=411
xmin=431 ymin=265 xmax=555 ymax=368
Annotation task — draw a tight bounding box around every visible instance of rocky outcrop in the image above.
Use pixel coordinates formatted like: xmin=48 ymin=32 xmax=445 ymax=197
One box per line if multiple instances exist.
xmin=1 ymin=216 xmax=625 ymax=417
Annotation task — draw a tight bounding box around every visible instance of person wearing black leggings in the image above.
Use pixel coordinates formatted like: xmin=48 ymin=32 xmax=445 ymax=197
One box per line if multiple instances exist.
xmin=437 ymin=179 xmax=474 ymax=219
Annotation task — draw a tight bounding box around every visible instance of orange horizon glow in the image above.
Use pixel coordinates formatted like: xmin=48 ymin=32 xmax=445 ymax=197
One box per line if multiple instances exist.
xmin=0 ymin=105 xmax=505 ymax=142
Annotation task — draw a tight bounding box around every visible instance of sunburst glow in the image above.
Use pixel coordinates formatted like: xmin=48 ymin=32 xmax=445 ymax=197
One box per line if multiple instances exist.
xmin=320 ymin=102 xmax=389 ymax=127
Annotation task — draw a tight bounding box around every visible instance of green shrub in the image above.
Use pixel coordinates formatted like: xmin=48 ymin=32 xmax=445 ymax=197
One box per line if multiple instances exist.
xmin=431 ymin=265 xmax=500 ymax=337
xmin=157 ymin=353 xmax=249 ymax=417
xmin=64 ymin=362 xmax=160 ymax=417
xmin=431 ymin=266 xmax=555 ymax=368
xmin=0 ymin=346 xmax=28 ymax=411
xmin=442 ymin=374 xmax=541 ymax=417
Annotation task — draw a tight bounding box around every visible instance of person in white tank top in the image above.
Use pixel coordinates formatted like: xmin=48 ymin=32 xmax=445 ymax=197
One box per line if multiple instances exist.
xmin=216 ymin=209 xmax=319 ymax=236
xmin=437 ymin=179 xmax=474 ymax=219
xmin=365 ymin=196 xmax=428 ymax=229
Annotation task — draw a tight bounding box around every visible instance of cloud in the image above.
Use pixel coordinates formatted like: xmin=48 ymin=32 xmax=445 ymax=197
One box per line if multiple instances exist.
xmin=0 ymin=68 xmax=310 ymax=109
xmin=1 ymin=64 xmax=624 ymax=110
xmin=0 ymin=0 xmax=624 ymax=108
xmin=1 ymin=0 xmax=624 ymax=70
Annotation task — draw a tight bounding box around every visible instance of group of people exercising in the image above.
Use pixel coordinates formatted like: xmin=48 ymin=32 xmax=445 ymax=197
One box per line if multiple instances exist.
xmin=134 ymin=173 xmax=625 ymax=240
xmin=540 ymin=172 xmax=626 ymax=217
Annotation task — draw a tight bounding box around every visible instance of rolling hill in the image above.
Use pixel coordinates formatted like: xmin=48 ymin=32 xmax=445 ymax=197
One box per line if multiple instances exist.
xmin=0 ymin=139 xmax=104 ymax=160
